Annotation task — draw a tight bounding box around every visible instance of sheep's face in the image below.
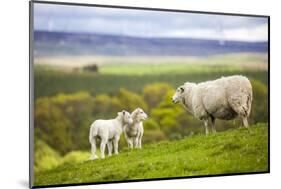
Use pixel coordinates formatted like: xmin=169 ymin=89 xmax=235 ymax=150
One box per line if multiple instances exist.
xmin=118 ymin=110 xmax=133 ymax=125
xmin=133 ymin=108 xmax=148 ymax=121
xmin=172 ymin=86 xmax=185 ymax=104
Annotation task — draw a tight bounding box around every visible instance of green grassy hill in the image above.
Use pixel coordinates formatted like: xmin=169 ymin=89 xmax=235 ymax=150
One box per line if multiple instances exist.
xmin=34 ymin=123 xmax=268 ymax=187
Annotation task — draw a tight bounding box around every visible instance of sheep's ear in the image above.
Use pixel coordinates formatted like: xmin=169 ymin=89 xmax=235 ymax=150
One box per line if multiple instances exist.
xmin=122 ymin=110 xmax=125 ymax=115
xmin=118 ymin=112 xmax=122 ymax=116
xmin=180 ymin=87 xmax=184 ymax=93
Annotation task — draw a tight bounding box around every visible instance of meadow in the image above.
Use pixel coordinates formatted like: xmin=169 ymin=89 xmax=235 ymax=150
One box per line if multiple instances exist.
xmin=34 ymin=53 xmax=268 ymax=99
xmin=34 ymin=123 xmax=268 ymax=186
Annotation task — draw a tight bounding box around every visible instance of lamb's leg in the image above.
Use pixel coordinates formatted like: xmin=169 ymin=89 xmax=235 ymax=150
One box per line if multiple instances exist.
xmin=127 ymin=138 xmax=133 ymax=149
xmin=90 ymin=137 xmax=98 ymax=160
xmin=210 ymin=117 xmax=216 ymax=134
xmin=204 ymin=120 xmax=209 ymax=135
xmin=136 ymin=133 xmax=143 ymax=148
xmin=113 ymin=136 xmax=120 ymax=155
xmin=107 ymin=140 xmax=113 ymax=157
xmin=100 ymin=139 xmax=107 ymax=159
xmin=125 ymin=132 xmax=133 ymax=149
xmin=138 ymin=135 xmax=142 ymax=148
xmin=133 ymin=137 xmax=138 ymax=148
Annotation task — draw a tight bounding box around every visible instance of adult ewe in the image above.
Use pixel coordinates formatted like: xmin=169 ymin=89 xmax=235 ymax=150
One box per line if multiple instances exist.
xmin=89 ymin=110 xmax=133 ymax=160
xmin=124 ymin=108 xmax=148 ymax=149
xmin=172 ymin=75 xmax=252 ymax=134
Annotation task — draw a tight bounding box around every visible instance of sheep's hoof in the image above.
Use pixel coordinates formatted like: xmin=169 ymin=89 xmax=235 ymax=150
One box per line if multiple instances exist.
xmin=89 ymin=155 xmax=99 ymax=160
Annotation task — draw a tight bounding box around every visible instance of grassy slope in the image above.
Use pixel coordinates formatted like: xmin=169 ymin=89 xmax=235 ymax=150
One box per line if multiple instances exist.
xmin=34 ymin=123 xmax=268 ymax=186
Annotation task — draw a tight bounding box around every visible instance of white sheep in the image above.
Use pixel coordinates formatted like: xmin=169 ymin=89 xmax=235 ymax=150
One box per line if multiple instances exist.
xmin=124 ymin=108 xmax=148 ymax=149
xmin=172 ymin=75 xmax=252 ymax=134
xmin=89 ymin=110 xmax=133 ymax=160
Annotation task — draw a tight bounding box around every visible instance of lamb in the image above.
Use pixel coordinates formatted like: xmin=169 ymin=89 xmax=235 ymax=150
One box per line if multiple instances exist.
xmin=124 ymin=108 xmax=148 ymax=149
xmin=172 ymin=75 xmax=252 ymax=134
xmin=89 ymin=110 xmax=133 ymax=160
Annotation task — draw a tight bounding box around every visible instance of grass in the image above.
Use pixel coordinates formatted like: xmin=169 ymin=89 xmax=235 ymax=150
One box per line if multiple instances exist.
xmin=99 ymin=53 xmax=268 ymax=75
xmin=34 ymin=53 xmax=268 ymax=99
xmin=34 ymin=123 xmax=268 ymax=186
xmin=35 ymin=53 xmax=268 ymax=75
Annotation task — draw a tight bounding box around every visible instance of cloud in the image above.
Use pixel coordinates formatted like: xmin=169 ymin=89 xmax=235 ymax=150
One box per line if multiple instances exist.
xmin=34 ymin=3 xmax=268 ymax=42
xmin=222 ymin=24 xmax=268 ymax=42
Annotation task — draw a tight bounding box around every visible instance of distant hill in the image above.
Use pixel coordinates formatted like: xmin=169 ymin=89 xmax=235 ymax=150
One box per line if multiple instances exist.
xmin=34 ymin=31 xmax=268 ymax=57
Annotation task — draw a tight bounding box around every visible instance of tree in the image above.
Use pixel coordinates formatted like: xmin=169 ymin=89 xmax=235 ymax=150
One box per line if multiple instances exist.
xmin=143 ymin=83 xmax=174 ymax=109
xmin=250 ymin=79 xmax=268 ymax=124
xmin=117 ymin=88 xmax=148 ymax=112
xmin=35 ymin=92 xmax=95 ymax=154
xmin=35 ymin=97 xmax=73 ymax=154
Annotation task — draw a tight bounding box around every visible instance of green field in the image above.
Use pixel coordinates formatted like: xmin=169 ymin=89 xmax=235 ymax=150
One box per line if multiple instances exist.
xmin=34 ymin=123 xmax=268 ymax=186
xmin=34 ymin=68 xmax=268 ymax=100
xmin=34 ymin=53 xmax=268 ymax=99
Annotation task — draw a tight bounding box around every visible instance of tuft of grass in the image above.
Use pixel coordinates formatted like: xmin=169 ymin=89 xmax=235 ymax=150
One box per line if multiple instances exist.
xmin=34 ymin=123 xmax=268 ymax=186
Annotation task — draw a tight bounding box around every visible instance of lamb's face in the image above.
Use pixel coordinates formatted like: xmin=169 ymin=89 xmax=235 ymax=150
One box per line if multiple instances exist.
xmin=172 ymin=86 xmax=185 ymax=104
xmin=134 ymin=108 xmax=148 ymax=121
xmin=120 ymin=110 xmax=133 ymax=125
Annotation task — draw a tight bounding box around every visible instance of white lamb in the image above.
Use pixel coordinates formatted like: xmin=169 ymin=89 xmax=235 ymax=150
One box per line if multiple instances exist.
xmin=172 ymin=75 xmax=252 ymax=134
xmin=89 ymin=110 xmax=133 ymax=160
xmin=124 ymin=108 xmax=148 ymax=149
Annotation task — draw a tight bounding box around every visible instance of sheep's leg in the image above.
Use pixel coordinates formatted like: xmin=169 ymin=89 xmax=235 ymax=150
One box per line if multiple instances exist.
xmin=127 ymin=138 xmax=133 ymax=149
xmin=204 ymin=120 xmax=209 ymax=135
xmin=113 ymin=136 xmax=120 ymax=155
xmin=124 ymin=132 xmax=133 ymax=149
xmin=138 ymin=136 xmax=142 ymax=149
xmin=210 ymin=117 xmax=216 ymax=134
xmin=107 ymin=140 xmax=113 ymax=157
xmin=137 ymin=134 xmax=142 ymax=148
xmin=133 ymin=137 xmax=138 ymax=148
xmin=100 ymin=139 xmax=107 ymax=159
xmin=90 ymin=137 xmax=98 ymax=160
xmin=136 ymin=133 xmax=143 ymax=148
xmin=242 ymin=117 xmax=249 ymax=129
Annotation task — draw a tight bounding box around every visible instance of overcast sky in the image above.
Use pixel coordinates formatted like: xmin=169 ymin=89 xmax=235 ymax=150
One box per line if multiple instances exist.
xmin=34 ymin=3 xmax=268 ymax=42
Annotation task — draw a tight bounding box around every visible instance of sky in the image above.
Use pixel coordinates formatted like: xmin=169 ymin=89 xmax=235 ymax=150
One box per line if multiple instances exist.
xmin=34 ymin=3 xmax=268 ymax=42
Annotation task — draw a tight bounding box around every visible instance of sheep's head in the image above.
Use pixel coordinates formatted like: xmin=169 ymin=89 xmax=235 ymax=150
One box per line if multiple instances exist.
xmin=172 ymin=85 xmax=185 ymax=104
xmin=132 ymin=108 xmax=148 ymax=122
xmin=118 ymin=110 xmax=133 ymax=125
xmin=172 ymin=82 xmax=194 ymax=104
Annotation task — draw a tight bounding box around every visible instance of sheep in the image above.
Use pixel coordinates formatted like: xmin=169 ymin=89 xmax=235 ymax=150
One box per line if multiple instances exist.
xmin=124 ymin=108 xmax=148 ymax=149
xmin=172 ymin=75 xmax=252 ymax=134
xmin=89 ymin=110 xmax=133 ymax=160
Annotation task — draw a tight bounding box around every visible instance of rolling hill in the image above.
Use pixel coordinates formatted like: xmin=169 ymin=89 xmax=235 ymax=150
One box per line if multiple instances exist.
xmin=34 ymin=31 xmax=268 ymax=57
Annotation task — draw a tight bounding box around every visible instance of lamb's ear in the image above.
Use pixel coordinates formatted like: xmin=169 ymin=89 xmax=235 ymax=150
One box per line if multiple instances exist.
xmin=122 ymin=110 xmax=125 ymax=115
xmin=180 ymin=87 xmax=184 ymax=93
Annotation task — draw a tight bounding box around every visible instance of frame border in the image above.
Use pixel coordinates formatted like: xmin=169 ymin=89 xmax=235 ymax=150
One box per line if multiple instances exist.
xmin=29 ymin=1 xmax=270 ymax=188
xmin=29 ymin=1 xmax=34 ymax=188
